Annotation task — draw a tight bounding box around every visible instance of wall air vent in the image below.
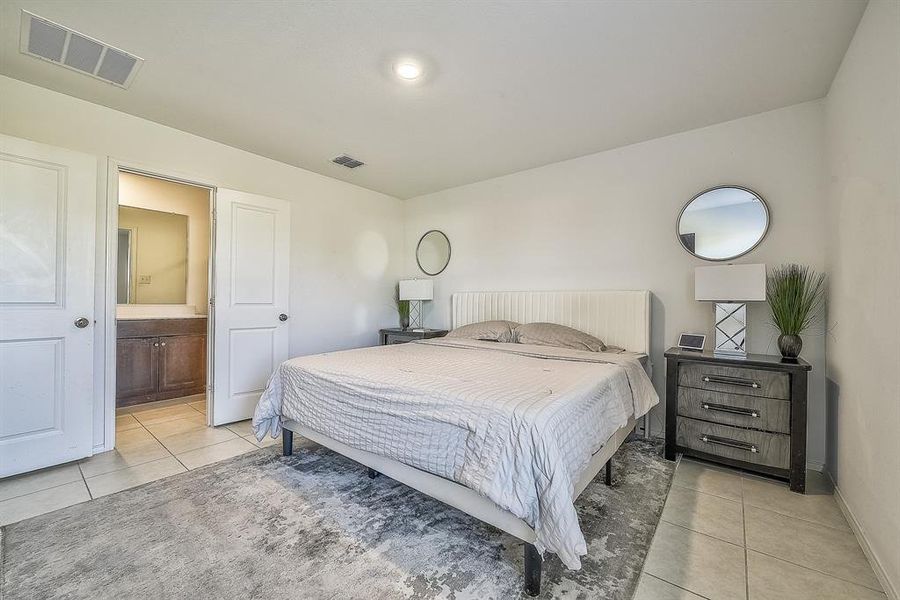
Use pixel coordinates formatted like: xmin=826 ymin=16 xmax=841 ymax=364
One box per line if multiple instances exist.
xmin=332 ymin=154 xmax=365 ymax=169
xmin=19 ymin=11 xmax=143 ymax=88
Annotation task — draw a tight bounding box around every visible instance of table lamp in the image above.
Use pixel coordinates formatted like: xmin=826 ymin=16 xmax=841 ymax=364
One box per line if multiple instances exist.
xmin=399 ymin=279 xmax=433 ymax=330
xmin=695 ymin=264 xmax=766 ymax=356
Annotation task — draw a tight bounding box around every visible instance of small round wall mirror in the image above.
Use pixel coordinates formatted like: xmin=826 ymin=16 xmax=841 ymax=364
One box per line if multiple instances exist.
xmin=677 ymin=186 xmax=770 ymax=261
xmin=416 ymin=230 xmax=451 ymax=275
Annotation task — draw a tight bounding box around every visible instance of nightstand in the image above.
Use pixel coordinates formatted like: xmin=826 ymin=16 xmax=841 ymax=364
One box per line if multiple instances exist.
xmin=664 ymin=347 xmax=811 ymax=493
xmin=379 ymin=328 xmax=448 ymax=345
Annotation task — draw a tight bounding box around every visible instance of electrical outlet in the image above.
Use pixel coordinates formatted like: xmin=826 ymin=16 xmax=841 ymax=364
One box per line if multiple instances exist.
xmin=138 ymin=275 xmax=151 ymax=284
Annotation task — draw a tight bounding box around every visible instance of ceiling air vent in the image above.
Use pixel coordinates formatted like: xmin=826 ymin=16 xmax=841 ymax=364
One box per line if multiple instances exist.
xmin=332 ymin=154 xmax=365 ymax=169
xmin=19 ymin=11 xmax=143 ymax=88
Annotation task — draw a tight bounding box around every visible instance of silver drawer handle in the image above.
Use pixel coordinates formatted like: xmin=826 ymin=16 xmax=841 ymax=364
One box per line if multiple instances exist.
xmin=700 ymin=434 xmax=758 ymax=453
xmin=701 ymin=402 xmax=759 ymax=418
xmin=703 ymin=374 xmax=759 ymax=389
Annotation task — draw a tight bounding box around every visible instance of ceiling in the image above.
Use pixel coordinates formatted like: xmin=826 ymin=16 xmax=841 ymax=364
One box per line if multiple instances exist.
xmin=0 ymin=1 xmax=866 ymax=199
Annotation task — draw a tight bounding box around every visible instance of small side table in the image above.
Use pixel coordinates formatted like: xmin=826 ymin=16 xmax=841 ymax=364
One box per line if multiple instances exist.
xmin=379 ymin=328 xmax=449 ymax=346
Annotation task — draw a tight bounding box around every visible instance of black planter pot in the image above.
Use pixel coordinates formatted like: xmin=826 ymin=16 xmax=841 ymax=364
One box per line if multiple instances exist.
xmin=778 ymin=334 xmax=802 ymax=361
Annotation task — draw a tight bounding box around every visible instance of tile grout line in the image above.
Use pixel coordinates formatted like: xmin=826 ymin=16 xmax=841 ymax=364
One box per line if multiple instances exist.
xmin=175 ymin=435 xmax=259 ymax=466
xmin=137 ymin=419 xmax=191 ymax=472
xmin=669 ymin=481 xmax=742 ymax=503
xmin=644 ymin=573 xmax=715 ymax=600
xmin=658 ymin=516 xmax=744 ymax=548
xmin=657 ymin=519 xmax=746 ymax=550
xmin=77 ymin=461 xmax=94 ymax=500
xmin=743 ymin=547 xmax=887 ymax=594
xmin=0 ymin=477 xmax=83 ymax=504
xmin=741 ymin=501 xmax=855 ymax=535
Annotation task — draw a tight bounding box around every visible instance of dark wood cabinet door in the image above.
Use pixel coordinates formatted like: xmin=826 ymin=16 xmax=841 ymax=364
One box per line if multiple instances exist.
xmin=116 ymin=337 xmax=159 ymax=406
xmin=157 ymin=334 xmax=207 ymax=398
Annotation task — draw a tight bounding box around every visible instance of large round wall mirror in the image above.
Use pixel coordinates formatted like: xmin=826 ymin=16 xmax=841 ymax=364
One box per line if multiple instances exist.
xmin=677 ymin=186 xmax=770 ymax=261
xmin=416 ymin=230 xmax=451 ymax=275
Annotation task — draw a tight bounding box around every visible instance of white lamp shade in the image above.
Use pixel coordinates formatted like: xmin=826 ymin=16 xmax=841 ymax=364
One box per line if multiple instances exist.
xmin=399 ymin=279 xmax=433 ymax=301
xmin=695 ymin=264 xmax=766 ymax=302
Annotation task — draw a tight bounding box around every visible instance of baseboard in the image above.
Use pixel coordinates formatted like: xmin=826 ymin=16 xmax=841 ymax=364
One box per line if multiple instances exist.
xmin=830 ymin=479 xmax=898 ymax=600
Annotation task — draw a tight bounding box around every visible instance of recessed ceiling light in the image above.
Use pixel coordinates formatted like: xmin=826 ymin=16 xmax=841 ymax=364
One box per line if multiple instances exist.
xmin=394 ymin=62 xmax=422 ymax=80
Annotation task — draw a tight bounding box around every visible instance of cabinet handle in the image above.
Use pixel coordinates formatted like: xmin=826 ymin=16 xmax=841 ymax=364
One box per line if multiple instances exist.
xmin=699 ymin=434 xmax=758 ymax=453
xmin=702 ymin=374 xmax=759 ymax=389
xmin=160 ymin=342 xmax=166 ymax=347
xmin=153 ymin=342 xmax=159 ymax=347
xmin=701 ymin=402 xmax=759 ymax=418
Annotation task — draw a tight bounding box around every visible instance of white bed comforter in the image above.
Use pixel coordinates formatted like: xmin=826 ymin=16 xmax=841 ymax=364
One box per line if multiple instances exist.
xmin=252 ymin=338 xmax=658 ymax=569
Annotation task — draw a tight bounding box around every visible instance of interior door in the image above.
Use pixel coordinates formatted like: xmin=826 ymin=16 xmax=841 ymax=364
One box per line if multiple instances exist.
xmin=212 ymin=189 xmax=290 ymax=425
xmin=0 ymin=134 xmax=97 ymax=477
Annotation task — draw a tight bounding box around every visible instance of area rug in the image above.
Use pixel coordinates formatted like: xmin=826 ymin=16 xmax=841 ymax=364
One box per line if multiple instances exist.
xmin=1 ymin=436 xmax=673 ymax=599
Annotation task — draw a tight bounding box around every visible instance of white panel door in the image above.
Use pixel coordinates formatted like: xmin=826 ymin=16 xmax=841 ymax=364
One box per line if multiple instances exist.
xmin=0 ymin=135 xmax=96 ymax=477
xmin=212 ymin=189 xmax=290 ymax=425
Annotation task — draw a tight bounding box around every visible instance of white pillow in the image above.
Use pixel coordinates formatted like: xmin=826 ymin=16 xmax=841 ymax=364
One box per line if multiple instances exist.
xmin=513 ymin=322 xmax=607 ymax=352
xmin=446 ymin=320 xmax=519 ymax=343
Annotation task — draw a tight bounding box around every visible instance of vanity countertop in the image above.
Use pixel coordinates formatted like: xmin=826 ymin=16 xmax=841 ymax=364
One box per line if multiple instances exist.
xmin=116 ymin=304 xmax=206 ymax=321
xmin=116 ymin=315 xmax=207 ymax=320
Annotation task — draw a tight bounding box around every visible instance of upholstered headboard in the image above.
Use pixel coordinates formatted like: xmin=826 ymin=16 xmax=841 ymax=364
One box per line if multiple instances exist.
xmin=451 ymin=290 xmax=651 ymax=354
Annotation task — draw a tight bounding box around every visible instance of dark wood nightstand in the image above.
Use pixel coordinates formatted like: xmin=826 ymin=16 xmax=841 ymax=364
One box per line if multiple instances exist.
xmin=379 ymin=328 xmax=449 ymax=345
xmin=664 ymin=347 xmax=811 ymax=493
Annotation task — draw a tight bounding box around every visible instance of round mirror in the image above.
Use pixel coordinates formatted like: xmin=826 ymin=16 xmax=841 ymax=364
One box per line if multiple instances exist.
xmin=677 ymin=186 xmax=770 ymax=261
xmin=416 ymin=230 xmax=451 ymax=275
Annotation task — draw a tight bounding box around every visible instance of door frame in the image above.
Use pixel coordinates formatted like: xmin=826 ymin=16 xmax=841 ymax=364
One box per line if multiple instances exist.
xmin=102 ymin=159 xmax=217 ymax=451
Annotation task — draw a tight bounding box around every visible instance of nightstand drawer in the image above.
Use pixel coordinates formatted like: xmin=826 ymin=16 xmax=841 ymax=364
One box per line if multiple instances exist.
xmin=677 ymin=388 xmax=790 ymax=434
xmin=676 ymin=417 xmax=790 ymax=470
xmin=679 ymin=362 xmax=789 ymax=400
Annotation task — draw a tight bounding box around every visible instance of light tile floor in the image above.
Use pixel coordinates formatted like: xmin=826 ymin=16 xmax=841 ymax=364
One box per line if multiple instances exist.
xmin=1 ymin=434 xmax=888 ymax=600
xmin=634 ymin=457 xmax=886 ymax=600
xmin=0 ymin=397 xmax=273 ymax=526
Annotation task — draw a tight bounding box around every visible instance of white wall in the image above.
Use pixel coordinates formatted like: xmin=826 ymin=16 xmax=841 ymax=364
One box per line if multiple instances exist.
xmin=404 ymin=102 xmax=829 ymax=466
xmin=824 ymin=0 xmax=900 ymax=595
xmin=0 ymin=75 xmax=405 ymax=450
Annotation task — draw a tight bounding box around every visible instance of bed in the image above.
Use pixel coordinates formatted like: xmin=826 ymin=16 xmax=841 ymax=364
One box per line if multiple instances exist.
xmin=253 ymin=290 xmax=657 ymax=596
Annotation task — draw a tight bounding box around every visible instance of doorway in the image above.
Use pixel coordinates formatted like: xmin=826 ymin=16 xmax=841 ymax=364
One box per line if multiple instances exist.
xmin=110 ymin=170 xmax=225 ymax=464
xmin=0 ymin=139 xmax=292 ymax=488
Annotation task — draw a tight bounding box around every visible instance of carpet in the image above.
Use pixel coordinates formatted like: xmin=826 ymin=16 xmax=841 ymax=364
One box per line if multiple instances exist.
xmin=1 ymin=436 xmax=674 ymax=599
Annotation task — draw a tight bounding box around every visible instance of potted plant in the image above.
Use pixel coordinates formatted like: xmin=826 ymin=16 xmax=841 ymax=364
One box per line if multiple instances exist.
xmin=766 ymin=264 xmax=825 ymax=360
xmin=394 ymin=286 xmax=411 ymax=330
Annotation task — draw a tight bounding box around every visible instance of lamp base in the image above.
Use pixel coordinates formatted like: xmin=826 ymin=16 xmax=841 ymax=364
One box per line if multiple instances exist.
xmin=713 ymin=302 xmax=747 ymax=356
xmin=409 ymin=300 xmax=424 ymax=329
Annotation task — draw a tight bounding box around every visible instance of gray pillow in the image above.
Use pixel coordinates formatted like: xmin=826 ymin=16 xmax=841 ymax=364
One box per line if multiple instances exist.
xmin=447 ymin=320 xmax=519 ymax=343
xmin=514 ymin=322 xmax=607 ymax=352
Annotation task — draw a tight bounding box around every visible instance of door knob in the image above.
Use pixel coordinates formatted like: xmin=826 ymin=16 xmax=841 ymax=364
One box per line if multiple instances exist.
xmin=278 ymin=313 xmax=289 ymax=322
xmin=74 ymin=317 xmax=90 ymax=329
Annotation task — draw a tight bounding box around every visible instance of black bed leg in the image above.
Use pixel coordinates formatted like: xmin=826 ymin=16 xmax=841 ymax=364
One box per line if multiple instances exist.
xmin=282 ymin=429 xmax=293 ymax=456
xmin=367 ymin=467 xmax=380 ymax=479
xmin=524 ymin=543 xmax=542 ymax=597
xmin=605 ymin=457 xmax=612 ymax=486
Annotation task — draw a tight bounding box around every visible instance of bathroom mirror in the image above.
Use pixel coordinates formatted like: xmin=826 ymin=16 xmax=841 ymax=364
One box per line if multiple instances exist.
xmin=416 ymin=230 xmax=451 ymax=276
xmin=117 ymin=206 xmax=189 ymax=304
xmin=677 ymin=186 xmax=770 ymax=261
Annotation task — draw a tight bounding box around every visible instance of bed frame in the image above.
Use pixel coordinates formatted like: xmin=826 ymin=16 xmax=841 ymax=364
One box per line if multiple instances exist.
xmin=282 ymin=290 xmax=652 ymax=596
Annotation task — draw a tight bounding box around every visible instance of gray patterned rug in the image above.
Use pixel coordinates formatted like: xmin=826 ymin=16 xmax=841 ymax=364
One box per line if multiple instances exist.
xmin=1 ymin=436 xmax=673 ymax=600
